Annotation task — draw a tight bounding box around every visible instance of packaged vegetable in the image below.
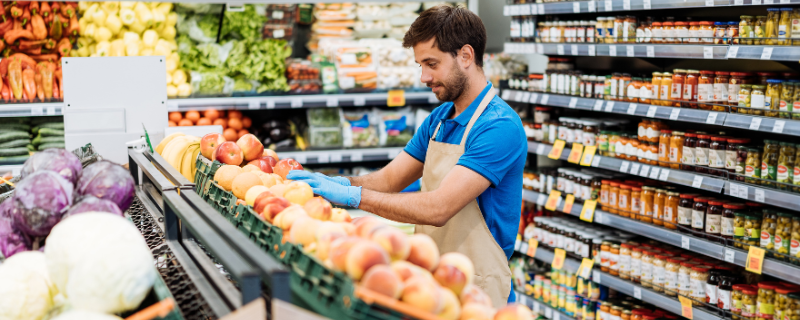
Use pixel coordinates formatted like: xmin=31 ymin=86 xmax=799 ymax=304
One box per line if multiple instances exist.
xmin=343 ymin=109 xmax=378 ymax=148
xmin=377 ymin=107 xmax=414 ymax=147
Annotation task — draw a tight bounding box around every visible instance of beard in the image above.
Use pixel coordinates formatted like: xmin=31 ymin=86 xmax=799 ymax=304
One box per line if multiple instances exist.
xmin=428 ymin=63 xmax=469 ymax=102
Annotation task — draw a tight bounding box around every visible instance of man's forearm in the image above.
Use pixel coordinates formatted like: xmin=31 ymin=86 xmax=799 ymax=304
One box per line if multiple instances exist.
xmin=347 ymin=172 xmax=397 ymax=193
xmin=357 ymin=189 xmax=455 ymax=227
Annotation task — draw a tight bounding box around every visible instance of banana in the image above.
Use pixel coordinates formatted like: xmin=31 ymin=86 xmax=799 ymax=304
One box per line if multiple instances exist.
xmin=165 ymin=137 xmax=193 ymax=170
xmin=189 ymin=145 xmax=201 ymax=183
xmin=155 ymin=132 xmax=184 ymax=155
xmin=161 ymin=136 xmax=188 ymax=165
xmin=180 ymin=144 xmax=199 ymax=181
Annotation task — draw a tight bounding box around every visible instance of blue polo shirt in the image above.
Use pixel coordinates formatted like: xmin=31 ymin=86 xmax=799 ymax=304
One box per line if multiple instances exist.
xmin=404 ymin=83 xmax=525 ymax=301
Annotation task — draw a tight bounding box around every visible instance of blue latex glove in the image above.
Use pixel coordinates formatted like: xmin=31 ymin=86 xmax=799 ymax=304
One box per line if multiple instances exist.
xmin=287 ymin=171 xmax=362 ymax=207
xmin=314 ymin=172 xmax=351 ymax=186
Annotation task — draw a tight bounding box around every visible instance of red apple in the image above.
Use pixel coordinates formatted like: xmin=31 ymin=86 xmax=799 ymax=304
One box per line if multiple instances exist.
xmin=259 ymin=156 xmax=278 ymax=168
xmin=200 ymin=133 xmax=226 ymax=160
xmin=254 ymin=196 xmax=291 ymax=222
xmin=248 ymin=159 xmax=274 ymax=173
xmin=236 ymin=134 xmax=264 ymax=162
xmin=263 ymin=149 xmax=279 ymax=162
xmin=274 ymin=158 xmax=303 ymax=180
xmin=213 ymin=141 xmax=244 ymax=166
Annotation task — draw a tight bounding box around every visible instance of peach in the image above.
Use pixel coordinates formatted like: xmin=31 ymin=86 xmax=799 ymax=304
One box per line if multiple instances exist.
xmin=493 ymin=304 xmax=533 ymax=320
xmin=360 ymin=265 xmax=404 ymax=299
xmin=391 ymin=260 xmax=433 ymax=283
xmin=251 ymin=171 xmax=280 ymax=187
xmin=330 ymin=208 xmax=352 ymax=222
xmin=213 ymin=141 xmax=244 ymax=166
xmin=329 ymin=236 xmax=364 ymax=271
xmin=244 ymin=185 xmax=270 ymax=206
xmin=272 ymin=205 xmax=309 ymax=230
xmin=407 ymin=234 xmax=440 ymax=271
xmin=316 ymin=231 xmax=345 ymax=261
xmin=289 ymin=217 xmax=321 ymax=246
xmin=212 ymin=165 xmax=243 ymax=191
xmin=433 ymin=252 xmax=475 ymax=296
xmin=231 ymin=172 xmax=262 ymax=200
xmin=400 ymin=276 xmax=444 ymax=314
xmin=263 ymin=149 xmax=279 ymax=162
xmin=460 ymin=303 xmax=496 ymax=320
xmin=345 ymin=241 xmax=390 ymax=281
xmin=200 ymin=133 xmax=226 ymax=160
xmin=274 ymin=158 xmax=303 ymax=180
xmin=460 ymin=284 xmax=492 ymax=307
xmin=315 ymin=221 xmax=348 ymax=241
xmin=269 ymin=183 xmax=290 ymax=197
xmin=236 ymin=134 xmax=264 ymax=162
xmin=353 ymin=216 xmax=386 ymax=238
xmin=254 ymin=196 xmax=290 ymax=223
xmin=339 ymin=222 xmax=356 ymax=236
xmin=439 ymin=287 xmax=462 ymax=320
xmin=304 ymin=197 xmax=332 ymax=220
xmin=248 ymin=159 xmax=274 ymax=173
xmin=284 ymin=181 xmax=314 ymax=205
xmin=370 ymin=227 xmax=410 ymax=261
xmin=242 ymin=164 xmax=261 ymax=173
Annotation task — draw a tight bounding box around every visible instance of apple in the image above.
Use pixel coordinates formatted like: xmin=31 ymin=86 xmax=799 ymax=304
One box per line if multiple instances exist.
xmin=248 ymin=159 xmax=274 ymax=173
xmin=259 ymin=156 xmax=278 ymax=168
xmin=212 ymin=141 xmax=244 ymax=166
xmin=236 ymin=134 xmax=265 ymax=162
xmin=200 ymin=133 xmax=226 ymax=160
xmin=254 ymin=196 xmax=291 ymax=222
xmin=263 ymin=149 xmax=279 ymax=162
xmin=274 ymin=158 xmax=303 ymax=180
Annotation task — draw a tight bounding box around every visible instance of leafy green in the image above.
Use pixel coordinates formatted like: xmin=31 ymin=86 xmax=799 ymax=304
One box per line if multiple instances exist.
xmin=220 ymin=5 xmax=268 ymax=41
xmin=225 ymin=38 xmax=292 ymax=92
xmin=233 ymin=76 xmax=253 ymax=92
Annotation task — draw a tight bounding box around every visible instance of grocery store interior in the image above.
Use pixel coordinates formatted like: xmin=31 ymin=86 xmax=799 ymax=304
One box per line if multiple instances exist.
xmin=3 ymin=0 xmax=800 ymax=319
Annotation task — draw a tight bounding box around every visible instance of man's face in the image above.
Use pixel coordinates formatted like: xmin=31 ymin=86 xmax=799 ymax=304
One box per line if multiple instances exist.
xmin=413 ymin=38 xmax=468 ymax=102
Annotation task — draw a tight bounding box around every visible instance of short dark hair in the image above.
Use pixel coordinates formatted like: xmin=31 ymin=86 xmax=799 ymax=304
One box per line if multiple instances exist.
xmin=402 ymin=5 xmax=486 ymax=68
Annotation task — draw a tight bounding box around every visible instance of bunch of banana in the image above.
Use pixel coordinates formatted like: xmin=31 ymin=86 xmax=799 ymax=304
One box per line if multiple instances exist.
xmin=155 ymin=132 xmax=201 ymax=182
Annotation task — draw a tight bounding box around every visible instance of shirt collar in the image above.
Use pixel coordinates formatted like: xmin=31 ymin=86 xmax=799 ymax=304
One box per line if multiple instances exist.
xmin=442 ymin=82 xmax=493 ymax=126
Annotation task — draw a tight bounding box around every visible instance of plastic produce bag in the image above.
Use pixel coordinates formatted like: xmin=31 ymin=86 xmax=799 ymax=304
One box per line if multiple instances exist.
xmin=307 ymin=108 xmax=343 ymax=148
xmin=342 ymin=109 xmax=378 ymax=148
xmin=377 ymin=107 xmax=414 ymax=147
xmin=176 ymin=13 xmax=219 ymax=44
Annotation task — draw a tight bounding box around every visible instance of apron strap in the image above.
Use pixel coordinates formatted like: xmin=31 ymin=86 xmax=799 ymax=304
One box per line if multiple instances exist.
xmin=431 ymin=121 xmax=443 ymax=140
xmin=460 ymin=89 xmax=496 ymax=147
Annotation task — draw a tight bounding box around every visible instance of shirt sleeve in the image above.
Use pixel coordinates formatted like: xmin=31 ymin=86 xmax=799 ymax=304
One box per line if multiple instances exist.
xmin=403 ymin=112 xmax=434 ymax=163
xmin=457 ymin=118 xmax=526 ymax=187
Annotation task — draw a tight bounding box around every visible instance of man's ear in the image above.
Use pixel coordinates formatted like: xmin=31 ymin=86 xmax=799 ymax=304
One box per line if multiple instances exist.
xmin=459 ymin=44 xmax=475 ymax=69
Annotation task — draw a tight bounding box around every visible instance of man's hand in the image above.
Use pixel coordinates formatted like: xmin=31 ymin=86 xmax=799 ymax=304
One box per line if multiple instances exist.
xmin=313 ymin=172 xmax=351 ymax=186
xmin=286 ymin=171 xmax=362 ymax=207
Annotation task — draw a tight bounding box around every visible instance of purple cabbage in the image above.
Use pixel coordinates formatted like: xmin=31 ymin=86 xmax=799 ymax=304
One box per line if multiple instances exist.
xmin=20 ymin=149 xmax=82 ymax=185
xmin=75 ymin=161 xmax=135 ymax=212
xmin=0 ymin=200 xmax=28 ymax=258
xmin=12 ymin=171 xmax=73 ymax=237
xmin=64 ymin=195 xmax=123 ymax=218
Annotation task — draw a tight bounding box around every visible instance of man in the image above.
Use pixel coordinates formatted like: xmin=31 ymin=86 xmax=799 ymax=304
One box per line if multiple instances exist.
xmin=287 ymin=5 xmax=526 ymax=307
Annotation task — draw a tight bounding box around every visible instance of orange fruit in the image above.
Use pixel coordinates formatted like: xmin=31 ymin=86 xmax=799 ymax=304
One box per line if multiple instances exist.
xmin=228 ymin=110 xmax=243 ymax=119
xmin=185 ymin=110 xmax=201 ymax=123
xmin=228 ymin=118 xmax=243 ymax=130
xmin=168 ymin=112 xmax=182 ymax=123
xmin=204 ymin=109 xmax=220 ymax=121
xmin=178 ymin=119 xmax=193 ymax=126
xmin=213 ymin=118 xmax=228 ymax=129
xmin=223 ymin=128 xmax=238 ymax=141
xmin=237 ymin=129 xmax=249 ymax=139
xmin=242 ymin=117 xmax=252 ymax=129
xmin=197 ymin=117 xmax=212 ymax=126
xmin=168 ymin=121 xmax=177 ymax=127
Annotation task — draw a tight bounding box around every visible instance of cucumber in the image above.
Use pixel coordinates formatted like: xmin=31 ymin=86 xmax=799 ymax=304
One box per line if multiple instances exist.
xmin=27 ymin=144 xmax=34 ymax=152
xmin=32 ymin=135 xmax=64 ymax=146
xmin=0 ymin=131 xmax=29 ymax=143
xmin=0 ymin=147 xmax=30 ymax=157
xmin=0 ymin=154 xmax=30 ymax=164
xmin=32 ymin=122 xmax=64 ymax=135
xmin=38 ymin=128 xmax=64 ymax=137
xmin=0 ymin=118 xmax=30 ymax=125
xmin=0 ymin=139 xmax=30 ymax=148
xmin=30 ymin=117 xmax=61 ymax=126
xmin=38 ymin=142 xmax=65 ymax=150
xmin=32 ymin=135 xmax=40 ymax=146
xmin=0 ymin=124 xmax=30 ymax=132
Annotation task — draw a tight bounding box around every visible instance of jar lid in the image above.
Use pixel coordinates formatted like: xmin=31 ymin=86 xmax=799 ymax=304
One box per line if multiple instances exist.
xmin=680 ymin=253 xmax=695 ymax=259
xmin=767 ymin=79 xmax=784 ymax=83
xmin=727 ymin=138 xmax=750 ymax=143
xmin=708 ymin=200 xmax=725 ymax=206
xmin=684 ymin=132 xmax=697 ymax=137
xmin=675 ymin=21 xmax=687 ymax=26
xmin=535 ymin=107 xmax=552 ymax=111
xmin=662 ymin=21 xmax=674 ymax=26
xmin=663 ymin=314 xmax=680 ymax=320
xmin=693 ymin=197 xmax=710 ymax=203
xmin=789 ymin=292 xmax=800 ymax=299
xmin=778 ymin=211 xmax=795 ymax=217
xmin=723 ymin=203 xmax=746 ymax=209
xmin=667 ymin=257 xmax=685 ymax=263
xmin=711 ymin=136 xmax=729 ymax=141
xmin=775 ymin=286 xmax=800 ymax=294
xmin=759 ymin=282 xmax=781 ymax=290
xmin=660 ymin=129 xmax=673 ymax=134
xmin=672 ymin=131 xmax=684 ymax=135
xmin=651 ymin=21 xmax=662 ymax=26
xmin=689 ymin=21 xmax=700 ymax=26
xmin=610 ymin=181 xmax=620 ymax=187
xmin=681 ymin=261 xmax=698 ymax=267
xmin=686 ymin=69 xmax=700 ymax=73
xmin=746 ymin=202 xmax=764 ymax=207
xmin=655 ymin=254 xmax=670 ymax=260
xmin=714 ymin=21 xmax=725 ymax=26
xmin=758 ymin=72 xmax=778 ymax=76
xmin=673 ymin=69 xmax=687 ymax=73
xmin=631 ymin=309 xmax=651 ymax=316
xmin=780 ymin=7 xmax=793 ymax=11
xmin=730 ymin=72 xmax=750 ymax=76
xmin=667 ymin=191 xmax=680 ymax=196
xmin=742 ymin=286 xmax=759 ymax=295
xmin=715 ymin=71 xmax=730 ymax=76
xmin=692 ymin=265 xmax=712 ymax=272
xmin=692 ymin=257 xmax=706 ymax=263
xmin=642 ymin=315 xmax=659 ymax=320
xmin=697 ymin=134 xmax=710 ymax=139
xmin=680 ymin=193 xmax=699 ymax=199
xmin=662 ymin=72 xmax=673 ymax=76
xmin=753 ymin=85 xmax=767 ymax=89
xmin=700 ymin=70 xmax=716 ymax=75
xmin=700 ymin=21 xmax=713 ymax=25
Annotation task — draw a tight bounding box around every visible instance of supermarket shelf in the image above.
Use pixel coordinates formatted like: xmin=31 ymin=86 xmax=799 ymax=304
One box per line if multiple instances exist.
xmin=515 ymin=291 xmax=576 ymax=320
xmin=0 ymin=164 xmax=24 ymax=175
xmin=0 ymin=102 xmax=63 ymax=117
xmin=504 ymin=1 xmax=595 ymax=15
xmin=278 ymin=147 xmax=404 ymax=164
xmin=503 ymin=43 xmax=730 ymax=59
xmin=723 ymin=180 xmax=800 ymax=213
xmin=505 ymin=90 xmax=800 ymax=138
xmin=521 ymin=188 xmax=800 ymax=285
xmin=167 ymin=91 xmax=439 ymax=111
xmin=503 ymin=0 xmax=800 ymax=16
xmin=727 ymin=45 xmax=800 ymax=62
xmin=516 ymin=246 xmax=582 ymax=273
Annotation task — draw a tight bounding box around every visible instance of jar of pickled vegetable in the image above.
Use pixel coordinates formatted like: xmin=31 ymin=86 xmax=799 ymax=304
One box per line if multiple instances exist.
xmin=774 ymin=212 xmax=794 ymax=258
xmin=766 ymin=79 xmax=783 ymax=118
xmin=742 ymin=286 xmax=759 ymax=319
xmin=665 ymin=191 xmax=680 ymax=230
xmin=671 ymin=70 xmax=686 ymax=107
xmin=664 ymin=257 xmax=684 ymax=296
xmin=723 ymin=203 xmax=746 ymax=240
xmin=791 ymin=214 xmax=800 ymax=261
xmin=698 ymin=70 xmax=715 ymax=110
xmin=735 ymin=211 xmax=749 ymax=241
xmin=731 ymin=72 xmax=751 ymax=109
xmin=610 ymin=244 xmax=621 ymax=276
xmin=678 ymin=261 xmax=697 ymax=297
xmin=734 ymin=284 xmax=751 ymax=317
xmin=775 ymin=286 xmax=798 ymax=320
xmin=739 ymin=84 xmax=753 ymax=114
xmin=640 ymin=186 xmax=655 ymax=223
xmin=752 ymin=85 xmax=767 ymax=116
xmin=779 ymin=81 xmax=795 ymax=119
xmin=727 ymin=21 xmax=739 ymax=44
xmin=746 ymin=147 xmax=763 ymax=184
xmin=755 ymin=14 xmax=770 ymax=45
xmin=792 ymin=82 xmax=800 ymax=120
xmin=715 ymin=22 xmax=728 ymax=44
xmin=746 ymin=213 xmax=763 ymax=249
xmin=785 ymin=293 xmax=800 ymax=320
xmin=777 ymin=143 xmax=796 ymax=190
xmin=762 ymin=140 xmax=780 ymax=187
xmin=757 ymin=282 xmax=779 ymax=320
xmin=779 ymin=8 xmax=792 ymax=45
xmin=762 ymin=209 xmax=778 ymax=251
xmin=652 ymin=254 xmax=669 ymax=292
xmin=640 ymin=250 xmax=655 ymax=288
xmin=620 ymin=73 xmax=632 ymax=100
xmin=690 ymin=265 xmax=712 ymax=305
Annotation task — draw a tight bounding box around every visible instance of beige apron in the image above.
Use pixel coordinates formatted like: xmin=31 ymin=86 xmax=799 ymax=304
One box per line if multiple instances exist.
xmin=415 ymin=90 xmax=512 ymax=309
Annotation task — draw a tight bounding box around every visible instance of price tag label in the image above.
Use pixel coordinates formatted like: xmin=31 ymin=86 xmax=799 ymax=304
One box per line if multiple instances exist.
xmin=630 ymin=163 xmax=641 ymax=175
xmin=573 ymin=1 xmax=581 ymax=12
xmin=536 ymin=143 xmax=546 ymax=155
xmin=692 ymin=176 xmax=704 ymax=188
xmin=557 ymin=45 xmax=565 ymax=55
xmin=529 ymin=93 xmax=540 ymax=104
xmin=730 ymin=183 xmax=740 ymax=197
xmin=739 ymin=185 xmax=749 ymax=199
xmin=593 ymin=270 xmax=601 ymax=283
xmin=727 ymin=46 xmax=739 ymax=58
xmin=563 ymin=194 xmax=576 ymax=213
xmin=515 ymin=234 xmax=522 ymax=251
xmin=537 ymin=44 xmax=544 ymax=53
xmin=568 ymin=143 xmax=584 ymax=163
xmin=646 ymin=46 xmax=655 ymax=57
xmin=548 ymin=140 xmax=566 ymax=160
xmin=627 ymin=103 xmax=638 ymax=115
xmin=354 ymin=96 xmax=366 ymax=106
xmin=670 ymin=108 xmax=681 ymax=120
xmin=633 ymin=287 xmax=642 ymax=299
xmin=545 ymin=307 xmax=553 ymax=319
xmin=761 ymin=47 xmax=774 ymax=60
xmin=643 ymin=0 xmax=652 ymax=8
xmin=588 ymin=45 xmax=596 ymax=56
xmin=639 ymin=165 xmax=651 ymax=177
xmin=745 ymin=246 xmax=766 ymax=274
xmin=537 ymin=3 xmax=545 ymax=14
xmin=30 ymin=106 xmax=43 ymax=116
xmin=682 ymin=236 xmax=691 ymax=249
xmin=326 ymin=97 xmax=339 ymax=107
xmin=766 ymin=0 xmax=774 ymax=3
xmin=659 ymin=169 xmax=670 ymax=181
xmin=620 ymin=161 xmax=630 ymax=173
xmin=773 ymin=120 xmax=785 ymax=133
xmin=554 ymin=311 xmax=561 ymax=320
xmin=609 ymin=45 xmax=617 ymax=56
xmin=519 ymin=240 xmax=529 ymax=256
xmin=291 ymin=98 xmax=303 ymax=108
xmin=753 ymin=0 xmax=761 ymax=4
xmin=592 ymin=155 xmax=602 ymax=167
xmin=528 ymin=239 xmax=539 ymax=257
xmin=537 ymin=194 xmax=547 ymax=206
xmin=781 ymin=0 xmax=790 ymax=3
xmin=545 ymin=191 xmax=562 ymax=211
xmin=705 ymin=0 xmax=714 ymax=5
xmin=541 ymin=94 xmax=550 ymax=105
xmin=703 ymin=46 xmax=715 ymax=59
xmin=569 ymin=97 xmax=578 ymax=108
xmin=647 ymin=106 xmax=658 ymax=117
xmin=755 ymin=189 xmax=765 ymax=202
xmin=521 ymin=92 xmax=532 ymax=103
xmin=706 ymin=112 xmax=718 ymax=124
xmin=46 ymin=106 xmax=56 ymax=115
xmin=580 ymin=146 xmax=597 ymax=166
xmin=623 ymin=0 xmax=631 ymax=9
xmin=580 ymin=200 xmax=597 ymax=222
xmin=588 ymin=1 xmax=596 ymax=12
xmin=734 ymin=0 xmax=743 ymax=4
xmin=552 ymin=248 xmax=567 ymax=270
xmin=605 ymin=0 xmax=613 ymax=10
xmin=594 ymin=100 xmax=604 ymax=110
xmin=515 ymin=91 xmax=525 ymax=102
xmin=750 ymin=117 xmax=762 ymax=130
xmin=501 ymin=90 xmax=512 ymax=100
xmin=605 ymin=101 xmax=615 ymax=112
xmin=387 ymin=90 xmax=405 ymax=106
xmin=627 ymin=45 xmax=635 ymax=57
xmin=649 ymin=167 xmax=661 ymax=180
xmin=679 ymin=296 xmax=694 ymax=319
xmin=724 ymin=248 xmax=736 ymax=263
xmin=571 ymin=45 xmax=578 ymax=56
xmin=578 ymin=258 xmax=594 ymax=279
xmin=533 ymin=301 xmax=541 ymax=313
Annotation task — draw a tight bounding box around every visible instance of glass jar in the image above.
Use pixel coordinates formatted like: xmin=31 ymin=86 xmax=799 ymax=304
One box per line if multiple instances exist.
xmin=664 ymin=191 xmax=680 ymax=230
xmin=678 ymin=261 xmax=697 ymax=298
xmin=610 ymin=306 xmax=622 ymax=320
xmin=652 ymin=254 xmax=669 ymax=292
xmin=714 ymin=22 xmax=728 ymax=44
xmin=671 ymin=70 xmax=686 ymax=107
xmin=777 ymin=143 xmax=796 ymax=189
xmin=619 ymin=184 xmax=632 ymax=216
xmin=640 ymin=250 xmax=655 ymax=288
xmin=714 ymin=71 xmax=731 ymax=108
xmin=640 ymin=186 xmax=655 ymax=224
xmin=762 ymin=209 xmax=779 ymax=251
xmin=624 ymin=16 xmax=637 ymax=43
xmin=653 ymin=189 xmax=667 ymax=226
xmin=609 ymin=181 xmax=620 ymax=214
xmin=722 ymin=203 xmax=745 ymax=240
xmin=664 ymin=257 xmax=684 ymax=296
xmin=742 ymin=285 xmax=760 ymax=319
xmin=766 ymin=79 xmax=783 ymax=118
xmin=746 ymin=212 xmax=763 ymax=244
xmin=762 ymin=140 xmax=780 ymax=187
xmin=785 ymin=293 xmax=800 ymax=320
xmin=757 ymin=282 xmax=779 ymax=320
xmin=746 ymin=147 xmax=763 ymax=184
xmin=698 ymin=70 xmax=715 ymax=110
xmin=730 ymin=72 xmax=750 ymax=109
xmin=631 ymin=247 xmax=643 ymax=283
xmin=619 ymin=243 xmax=633 ymax=280
xmin=660 ymin=72 xmax=673 ymax=107
xmin=631 ymin=187 xmax=642 ymax=218
xmin=696 ymin=134 xmax=712 ymax=173
xmin=651 ymin=22 xmax=664 ymax=44
xmin=710 ymin=136 xmax=729 ymax=174
xmin=679 ymin=194 xmax=698 ymax=230
xmin=779 ymin=81 xmax=795 ymax=119
xmin=641 ymin=78 xmax=653 ymax=104
xmin=793 ymin=82 xmax=800 ymax=120
xmin=692 ymin=197 xmax=711 ymax=235
xmin=775 ymin=286 xmax=798 ymax=320
xmin=690 ymin=265 xmax=712 ymax=305
xmin=718 ymin=276 xmax=735 ymax=311
xmin=668 ymin=131 xmax=684 ymax=169
xmin=688 ymin=21 xmax=700 ymax=43
xmin=755 ymin=15 xmax=769 ymax=45
xmin=600 ymin=241 xmax=612 ymax=272
xmin=752 ymin=85 xmax=767 ymax=116
xmin=663 ymin=21 xmax=676 ymax=43
xmin=610 ymin=73 xmax=621 ymax=100
xmin=609 ymin=244 xmax=621 ymax=276
xmin=740 ymin=84 xmax=753 ymax=114
xmin=706 ymin=200 xmax=726 ymax=238
xmin=683 ymin=133 xmax=697 ymax=170
xmin=739 ymin=16 xmax=755 ymax=45
xmin=684 ymin=70 xmax=700 ymax=108
xmin=620 ymin=73 xmax=632 ymax=100
xmin=699 ymin=21 xmax=715 ymax=43
xmin=706 ymin=269 xmax=721 ymax=305
xmin=728 ymin=138 xmax=750 ymax=174
xmin=675 ymin=21 xmax=690 ymax=43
